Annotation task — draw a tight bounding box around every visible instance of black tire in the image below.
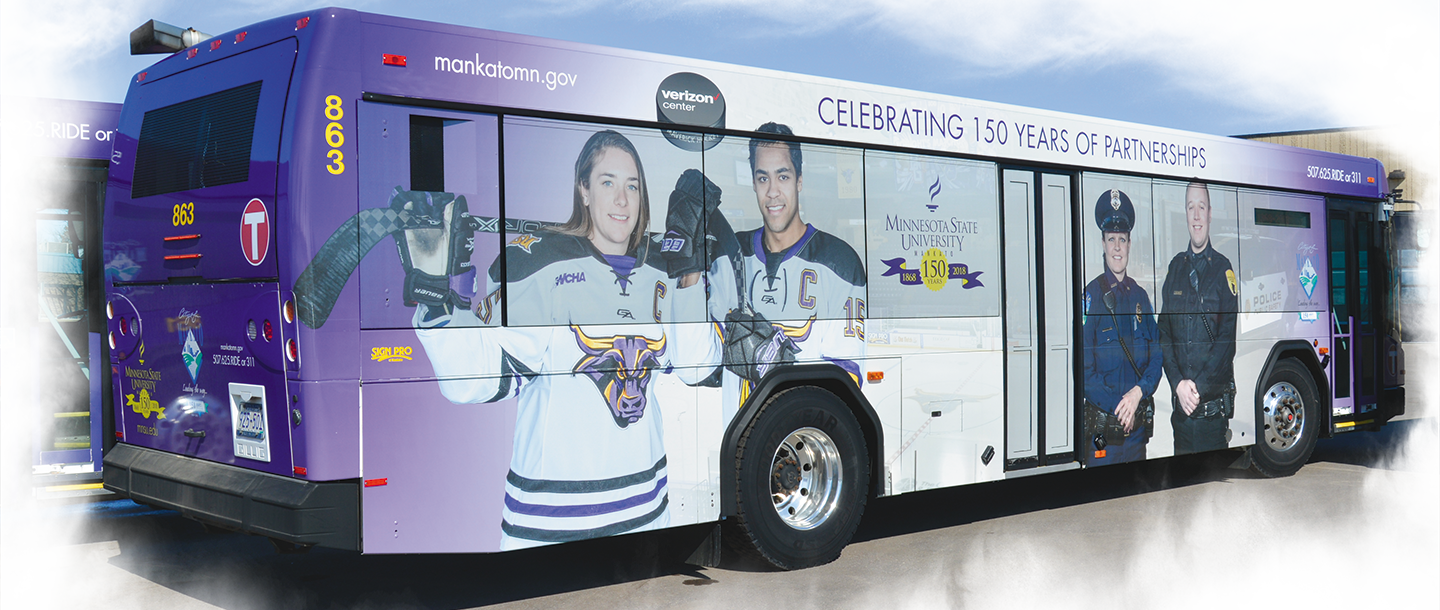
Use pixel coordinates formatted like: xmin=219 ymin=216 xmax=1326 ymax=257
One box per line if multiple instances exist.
xmin=724 ymin=386 xmax=869 ymax=570
xmin=1247 ymin=358 xmax=1320 ymax=477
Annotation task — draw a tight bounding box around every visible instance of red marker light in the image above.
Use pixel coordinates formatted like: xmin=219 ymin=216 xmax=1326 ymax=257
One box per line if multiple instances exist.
xmin=163 ymin=234 xmax=201 ymax=242
xmin=296 ymin=16 xmax=310 ymax=30
xmin=210 ymin=39 xmax=222 ymax=51
xmin=263 ymin=319 xmax=274 ymax=342
xmin=286 ymin=339 xmax=298 ymax=363
xmin=364 ymin=478 xmax=388 ymax=487
xmin=163 ymin=253 xmax=203 ymax=260
xmin=186 ymin=47 xmax=198 ymax=59
xmin=137 ymin=72 xmax=147 ymax=83
xmin=294 ymin=467 xmax=308 ymax=476
xmin=235 ymin=31 xmax=247 ymax=43
xmin=119 ymin=317 xmax=129 ymax=336
xmin=382 ymin=54 xmax=407 ymax=67
xmin=115 ymin=431 xmax=124 ymax=439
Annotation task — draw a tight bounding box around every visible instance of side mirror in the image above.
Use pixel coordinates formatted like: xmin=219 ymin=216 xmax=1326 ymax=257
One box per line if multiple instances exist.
xmin=1416 ymin=218 xmax=1428 ymax=263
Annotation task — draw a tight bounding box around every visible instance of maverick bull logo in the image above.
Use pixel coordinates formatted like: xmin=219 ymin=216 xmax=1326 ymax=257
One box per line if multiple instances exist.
xmin=571 ymin=326 xmax=667 ymax=428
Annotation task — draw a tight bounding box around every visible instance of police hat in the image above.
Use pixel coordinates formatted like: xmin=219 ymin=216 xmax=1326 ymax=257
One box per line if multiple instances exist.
xmin=1095 ymin=189 xmax=1135 ymax=233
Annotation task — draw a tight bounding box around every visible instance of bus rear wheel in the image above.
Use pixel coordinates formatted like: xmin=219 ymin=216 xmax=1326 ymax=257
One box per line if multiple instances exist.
xmin=725 ymin=386 xmax=869 ymax=570
xmin=1247 ymin=359 xmax=1319 ymax=478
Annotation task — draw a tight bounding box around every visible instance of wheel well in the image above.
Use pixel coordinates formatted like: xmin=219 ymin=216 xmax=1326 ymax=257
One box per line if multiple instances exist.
xmin=1257 ymin=341 xmax=1331 ymax=439
xmin=719 ymin=364 xmax=885 ymax=518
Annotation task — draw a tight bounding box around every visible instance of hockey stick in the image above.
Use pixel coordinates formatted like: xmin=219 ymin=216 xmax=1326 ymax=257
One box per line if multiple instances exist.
xmin=293 ymin=206 xmax=552 ymax=329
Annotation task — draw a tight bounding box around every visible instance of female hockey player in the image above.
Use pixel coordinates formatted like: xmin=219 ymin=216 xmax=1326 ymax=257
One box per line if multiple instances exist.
xmin=399 ymin=129 xmax=720 ymax=549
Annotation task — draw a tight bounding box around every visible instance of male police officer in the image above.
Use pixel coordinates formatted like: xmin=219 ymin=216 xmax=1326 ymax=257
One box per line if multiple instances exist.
xmin=1083 ymin=189 xmax=1162 ymax=465
xmin=1158 ymin=181 xmax=1238 ymax=454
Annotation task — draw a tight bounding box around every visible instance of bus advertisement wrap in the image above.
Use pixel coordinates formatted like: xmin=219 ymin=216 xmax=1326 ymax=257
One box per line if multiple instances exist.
xmin=101 ymin=8 xmax=1402 ymax=566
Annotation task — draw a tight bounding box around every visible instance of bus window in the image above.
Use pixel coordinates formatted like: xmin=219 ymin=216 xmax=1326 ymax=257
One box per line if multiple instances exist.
xmin=356 ymin=105 xmax=500 ymax=330
xmin=500 ymin=117 xmax=704 ymax=327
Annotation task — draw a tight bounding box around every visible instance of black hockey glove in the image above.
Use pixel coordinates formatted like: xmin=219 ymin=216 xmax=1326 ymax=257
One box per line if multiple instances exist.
xmin=723 ymin=309 xmax=800 ymax=382
xmin=389 ymin=187 xmax=478 ymax=316
xmin=661 ymin=169 xmax=725 ymax=279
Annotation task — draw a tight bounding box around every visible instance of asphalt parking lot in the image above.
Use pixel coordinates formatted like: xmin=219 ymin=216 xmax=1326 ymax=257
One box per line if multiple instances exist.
xmin=7 ymin=345 xmax=1436 ymax=610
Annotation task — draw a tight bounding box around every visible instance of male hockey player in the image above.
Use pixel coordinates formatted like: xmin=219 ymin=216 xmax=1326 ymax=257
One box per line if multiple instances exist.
xmin=662 ymin=122 xmax=866 ymax=423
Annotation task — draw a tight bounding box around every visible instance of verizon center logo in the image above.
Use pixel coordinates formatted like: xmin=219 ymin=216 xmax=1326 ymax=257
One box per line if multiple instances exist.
xmin=656 ymin=72 xmax=725 ymax=151
xmin=240 ymin=198 xmax=270 ymax=266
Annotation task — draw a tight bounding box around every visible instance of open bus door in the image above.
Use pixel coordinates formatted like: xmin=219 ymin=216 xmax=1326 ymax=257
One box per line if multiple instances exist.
xmin=1326 ymin=200 xmax=1389 ymax=430
xmin=2 ymin=161 xmax=113 ymax=506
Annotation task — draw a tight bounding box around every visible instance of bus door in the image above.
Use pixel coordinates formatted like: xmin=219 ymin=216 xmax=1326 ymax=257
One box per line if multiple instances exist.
xmin=1001 ymin=169 xmax=1076 ymax=469
xmin=1326 ymin=201 xmax=1382 ymax=421
xmin=3 ymin=161 xmax=109 ymax=506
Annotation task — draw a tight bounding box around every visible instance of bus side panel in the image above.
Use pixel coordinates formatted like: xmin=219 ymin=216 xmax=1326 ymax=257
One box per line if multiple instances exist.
xmin=355 ymin=330 xmax=725 ymax=555
xmin=1231 ymin=190 xmax=1330 ymax=446
xmin=359 ymin=380 xmax=517 ymax=553
xmin=284 ymin=13 xmax=367 ymax=383
xmin=110 ymin=283 xmax=293 ymax=477
xmin=288 ymin=378 xmax=360 ymax=481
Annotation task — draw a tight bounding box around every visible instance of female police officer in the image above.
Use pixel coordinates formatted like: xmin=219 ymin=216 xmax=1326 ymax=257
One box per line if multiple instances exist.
xmin=1082 ymin=189 xmax=1163 ymax=465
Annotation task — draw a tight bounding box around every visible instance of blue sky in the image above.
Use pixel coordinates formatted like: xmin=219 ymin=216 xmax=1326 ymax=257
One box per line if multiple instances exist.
xmin=3 ymin=0 xmax=1436 ymax=138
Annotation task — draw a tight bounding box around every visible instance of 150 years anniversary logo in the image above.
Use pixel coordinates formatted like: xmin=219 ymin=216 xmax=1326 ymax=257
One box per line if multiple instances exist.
xmin=878 ymin=176 xmax=985 ymax=292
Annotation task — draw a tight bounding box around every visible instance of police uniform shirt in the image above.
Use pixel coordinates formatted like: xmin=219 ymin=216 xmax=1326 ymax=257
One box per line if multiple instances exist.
xmin=1157 ymin=242 xmax=1239 ymax=404
xmin=1083 ymin=271 xmax=1163 ymax=414
xmin=707 ymin=224 xmax=867 ymax=422
xmin=413 ymin=230 xmax=721 ymax=549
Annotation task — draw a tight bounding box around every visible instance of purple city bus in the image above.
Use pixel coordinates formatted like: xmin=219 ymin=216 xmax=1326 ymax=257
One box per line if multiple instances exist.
xmin=102 ymin=7 xmax=1405 ymax=568
xmin=0 ymin=94 xmax=120 ymax=506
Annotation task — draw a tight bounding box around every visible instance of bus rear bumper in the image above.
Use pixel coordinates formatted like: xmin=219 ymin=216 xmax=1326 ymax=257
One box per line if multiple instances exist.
xmin=103 ymin=443 xmax=360 ymax=551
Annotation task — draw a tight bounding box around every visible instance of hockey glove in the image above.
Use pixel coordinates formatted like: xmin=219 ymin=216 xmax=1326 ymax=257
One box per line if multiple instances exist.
xmin=389 ymin=187 xmax=478 ymax=316
xmin=722 ymin=310 xmax=800 ymax=382
xmin=662 ymin=169 xmax=725 ymax=279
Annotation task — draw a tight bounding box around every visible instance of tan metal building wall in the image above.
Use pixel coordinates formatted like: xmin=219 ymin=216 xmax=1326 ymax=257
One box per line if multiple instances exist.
xmin=1238 ymin=121 xmax=1440 ymax=211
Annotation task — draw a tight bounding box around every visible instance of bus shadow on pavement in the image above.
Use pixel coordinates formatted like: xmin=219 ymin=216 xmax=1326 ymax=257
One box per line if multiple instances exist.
xmin=852 ymin=449 xmax=1239 ymax=545
xmin=81 ymin=452 xmax=1245 ymax=609
xmin=1313 ymin=414 xmax=1440 ymax=477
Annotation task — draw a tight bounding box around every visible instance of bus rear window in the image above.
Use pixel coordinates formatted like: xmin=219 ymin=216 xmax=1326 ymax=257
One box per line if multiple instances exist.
xmin=131 ymin=81 xmax=262 ymax=198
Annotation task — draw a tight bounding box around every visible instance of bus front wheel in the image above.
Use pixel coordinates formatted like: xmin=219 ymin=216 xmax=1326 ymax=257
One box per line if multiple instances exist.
xmin=725 ymin=386 xmax=869 ymax=570
xmin=1247 ymin=359 xmax=1319 ymax=478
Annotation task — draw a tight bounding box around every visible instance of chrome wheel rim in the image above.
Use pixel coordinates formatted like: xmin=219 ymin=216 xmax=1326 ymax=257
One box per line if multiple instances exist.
xmin=770 ymin=427 xmax=843 ymax=530
xmin=1262 ymin=381 xmax=1305 ymax=452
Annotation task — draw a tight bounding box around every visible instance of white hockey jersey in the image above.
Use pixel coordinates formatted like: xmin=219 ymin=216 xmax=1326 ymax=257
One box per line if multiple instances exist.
xmin=707 ymin=224 xmax=867 ymax=422
xmin=414 ymin=231 xmax=720 ymax=549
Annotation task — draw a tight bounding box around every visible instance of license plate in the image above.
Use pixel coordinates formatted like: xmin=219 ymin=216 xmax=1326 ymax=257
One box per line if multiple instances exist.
xmin=230 ymin=383 xmax=271 ymax=462
xmin=237 ymin=404 xmax=266 ymax=440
